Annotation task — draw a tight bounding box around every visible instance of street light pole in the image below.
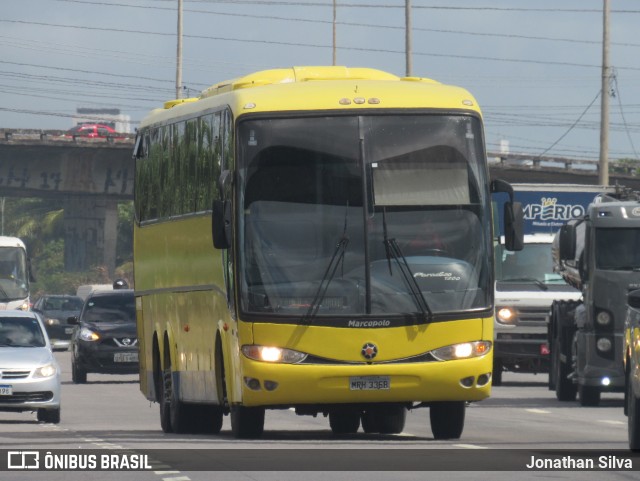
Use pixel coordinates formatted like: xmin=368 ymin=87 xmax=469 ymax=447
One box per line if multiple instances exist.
xmin=176 ymin=0 xmax=183 ymax=99
xmin=405 ymin=0 xmax=412 ymax=77
xmin=333 ymin=0 xmax=337 ymax=65
xmin=599 ymin=0 xmax=610 ymax=185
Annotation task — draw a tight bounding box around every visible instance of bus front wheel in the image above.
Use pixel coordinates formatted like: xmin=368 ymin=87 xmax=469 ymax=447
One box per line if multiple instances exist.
xmin=231 ymin=405 xmax=265 ymax=438
xmin=430 ymin=401 xmax=465 ymax=440
xmin=361 ymin=405 xmax=406 ymax=434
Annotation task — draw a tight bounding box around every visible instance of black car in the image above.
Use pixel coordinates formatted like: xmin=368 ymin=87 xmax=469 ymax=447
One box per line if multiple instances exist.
xmin=32 ymin=294 xmax=84 ymax=349
xmin=69 ymin=289 xmax=138 ymax=383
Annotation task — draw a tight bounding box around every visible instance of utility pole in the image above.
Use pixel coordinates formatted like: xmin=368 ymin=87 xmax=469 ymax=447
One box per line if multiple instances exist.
xmin=176 ymin=0 xmax=183 ymax=99
xmin=405 ymin=0 xmax=412 ymax=76
xmin=599 ymin=0 xmax=610 ymax=185
xmin=332 ymin=0 xmax=337 ymax=65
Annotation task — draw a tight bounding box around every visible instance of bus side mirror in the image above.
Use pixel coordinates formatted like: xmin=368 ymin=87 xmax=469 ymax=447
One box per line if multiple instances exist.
xmin=504 ymin=201 xmax=524 ymax=251
xmin=558 ymin=223 xmax=576 ymax=261
xmin=212 ymin=200 xmax=231 ymax=249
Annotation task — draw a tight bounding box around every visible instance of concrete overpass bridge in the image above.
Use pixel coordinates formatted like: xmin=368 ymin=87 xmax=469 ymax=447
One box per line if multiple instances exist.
xmin=1 ymin=128 xmax=639 ymax=275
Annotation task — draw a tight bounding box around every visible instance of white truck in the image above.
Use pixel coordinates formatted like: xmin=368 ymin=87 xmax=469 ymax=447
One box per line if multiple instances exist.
xmin=491 ymin=184 xmax=613 ymax=385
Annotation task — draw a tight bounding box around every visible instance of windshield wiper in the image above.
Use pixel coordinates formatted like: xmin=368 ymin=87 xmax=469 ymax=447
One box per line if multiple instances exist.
xmin=382 ymin=208 xmax=432 ymax=323
xmin=501 ymin=277 xmax=549 ymax=291
xmin=302 ymin=204 xmax=351 ymax=325
xmin=301 ymin=236 xmax=349 ymax=324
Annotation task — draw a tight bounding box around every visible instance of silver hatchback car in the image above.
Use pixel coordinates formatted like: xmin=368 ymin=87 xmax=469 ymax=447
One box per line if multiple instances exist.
xmin=0 ymin=311 xmax=61 ymax=423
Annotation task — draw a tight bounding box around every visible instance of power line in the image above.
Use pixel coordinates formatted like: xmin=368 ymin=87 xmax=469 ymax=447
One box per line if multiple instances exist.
xmin=52 ymin=0 xmax=640 ymax=48
xmin=7 ymin=18 xmax=640 ymax=72
xmin=612 ymin=71 xmax=640 ymax=159
xmin=536 ymin=91 xmax=602 ymax=158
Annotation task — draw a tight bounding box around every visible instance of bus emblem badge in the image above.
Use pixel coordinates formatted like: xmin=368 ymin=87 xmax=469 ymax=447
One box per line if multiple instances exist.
xmin=361 ymin=343 xmax=378 ymax=360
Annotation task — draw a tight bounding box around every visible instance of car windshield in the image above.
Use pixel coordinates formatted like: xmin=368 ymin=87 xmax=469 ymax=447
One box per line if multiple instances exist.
xmin=496 ymin=243 xmax=567 ymax=284
xmin=42 ymin=297 xmax=84 ymax=311
xmin=82 ymin=295 xmax=135 ymax=323
xmin=0 ymin=317 xmax=46 ymax=347
xmin=237 ymin=113 xmax=491 ymax=320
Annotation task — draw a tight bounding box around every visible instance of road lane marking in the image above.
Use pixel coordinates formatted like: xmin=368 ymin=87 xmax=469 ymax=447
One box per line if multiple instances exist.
xmin=162 ymin=477 xmax=191 ymax=481
xmin=454 ymin=444 xmax=489 ymax=449
xmin=598 ymin=420 xmax=625 ymax=425
xmin=154 ymin=471 xmax=180 ymax=475
xmin=525 ymin=408 xmax=551 ymax=414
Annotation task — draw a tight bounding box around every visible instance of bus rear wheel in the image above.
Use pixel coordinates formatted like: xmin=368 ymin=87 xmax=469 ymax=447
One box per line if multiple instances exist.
xmin=430 ymin=401 xmax=465 ymax=440
xmin=231 ymin=405 xmax=265 ymax=439
xmin=329 ymin=408 xmax=360 ymax=434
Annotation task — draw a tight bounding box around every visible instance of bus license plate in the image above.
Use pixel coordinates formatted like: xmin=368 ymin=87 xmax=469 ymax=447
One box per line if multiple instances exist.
xmin=350 ymin=376 xmax=390 ymax=391
xmin=0 ymin=385 xmax=13 ymax=395
xmin=114 ymin=352 xmax=138 ymax=363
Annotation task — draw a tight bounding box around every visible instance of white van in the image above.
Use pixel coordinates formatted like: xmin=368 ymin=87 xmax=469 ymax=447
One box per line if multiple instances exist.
xmin=76 ymin=284 xmax=113 ymax=300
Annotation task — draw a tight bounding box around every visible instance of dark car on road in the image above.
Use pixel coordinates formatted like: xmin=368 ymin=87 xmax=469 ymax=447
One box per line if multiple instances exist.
xmin=69 ymin=289 xmax=138 ymax=383
xmin=32 ymin=295 xmax=84 ymax=350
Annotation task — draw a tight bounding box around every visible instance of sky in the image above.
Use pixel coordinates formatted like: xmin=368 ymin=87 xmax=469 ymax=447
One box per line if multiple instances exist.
xmin=2 ymin=0 xmax=639 ymax=164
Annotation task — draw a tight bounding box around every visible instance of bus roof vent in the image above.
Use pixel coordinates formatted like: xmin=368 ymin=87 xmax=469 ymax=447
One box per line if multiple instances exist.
xmin=163 ymin=98 xmax=199 ymax=109
xmin=200 ymin=66 xmax=401 ymax=98
xmin=400 ymin=76 xmax=440 ymax=84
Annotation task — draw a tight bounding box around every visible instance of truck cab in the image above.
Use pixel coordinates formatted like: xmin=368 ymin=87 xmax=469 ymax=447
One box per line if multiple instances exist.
xmin=551 ymin=194 xmax=640 ymax=406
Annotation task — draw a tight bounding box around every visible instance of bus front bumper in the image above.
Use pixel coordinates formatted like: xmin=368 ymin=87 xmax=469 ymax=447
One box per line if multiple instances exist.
xmin=237 ymin=354 xmax=493 ymax=407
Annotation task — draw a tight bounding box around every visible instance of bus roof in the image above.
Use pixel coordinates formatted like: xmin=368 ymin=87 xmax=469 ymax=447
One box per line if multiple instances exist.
xmin=0 ymin=236 xmax=26 ymax=249
xmin=140 ymin=66 xmax=481 ymax=128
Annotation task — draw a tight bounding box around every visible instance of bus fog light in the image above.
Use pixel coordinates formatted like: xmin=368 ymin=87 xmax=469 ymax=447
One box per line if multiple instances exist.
xmin=459 ymin=376 xmax=474 ymax=388
xmin=601 ymin=377 xmax=611 ymax=386
xmin=596 ymin=337 xmax=612 ymax=352
xmin=244 ymin=377 xmax=261 ymax=391
xmin=264 ymin=380 xmax=279 ymax=391
xmin=476 ymin=373 xmax=491 ymax=387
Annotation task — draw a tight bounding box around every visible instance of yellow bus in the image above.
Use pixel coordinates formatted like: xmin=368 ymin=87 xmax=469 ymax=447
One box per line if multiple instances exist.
xmin=133 ymin=66 xmax=522 ymax=439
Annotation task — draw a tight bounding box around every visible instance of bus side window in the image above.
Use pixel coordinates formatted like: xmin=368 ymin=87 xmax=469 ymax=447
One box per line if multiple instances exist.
xmin=221 ymin=109 xmax=236 ymax=312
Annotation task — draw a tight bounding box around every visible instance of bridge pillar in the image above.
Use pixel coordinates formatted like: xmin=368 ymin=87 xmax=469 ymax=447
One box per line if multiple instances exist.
xmin=63 ymin=196 xmax=118 ymax=276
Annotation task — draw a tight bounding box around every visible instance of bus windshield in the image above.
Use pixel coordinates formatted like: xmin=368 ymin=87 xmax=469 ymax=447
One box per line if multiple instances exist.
xmin=238 ymin=114 xmax=491 ymax=321
xmin=0 ymin=247 xmax=29 ymax=302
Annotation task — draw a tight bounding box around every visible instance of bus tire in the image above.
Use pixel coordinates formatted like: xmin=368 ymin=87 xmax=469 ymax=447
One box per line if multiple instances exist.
xmin=169 ymin=374 xmax=197 ymax=433
xmin=193 ymin=404 xmax=224 ymax=434
xmin=492 ymin=359 xmax=503 ymax=386
xmin=430 ymin=401 xmax=465 ymax=440
xmin=362 ymin=405 xmax=406 ymax=434
xmin=159 ymin=368 xmax=172 ymax=433
xmin=231 ymin=405 xmax=265 ymax=439
xmin=579 ymin=385 xmax=601 ymax=407
xmin=329 ymin=409 xmax=360 ymax=434
xmin=628 ymin=372 xmax=640 ymax=451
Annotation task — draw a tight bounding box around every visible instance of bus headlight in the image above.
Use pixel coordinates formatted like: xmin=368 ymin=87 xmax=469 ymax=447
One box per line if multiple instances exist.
xmin=496 ymin=307 xmax=516 ymax=324
xmin=45 ymin=318 xmax=60 ymax=326
xmin=431 ymin=341 xmax=492 ymax=361
xmin=596 ymin=310 xmax=612 ymax=326
xmin=242 ymin=345 xmax=308 ymax=364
